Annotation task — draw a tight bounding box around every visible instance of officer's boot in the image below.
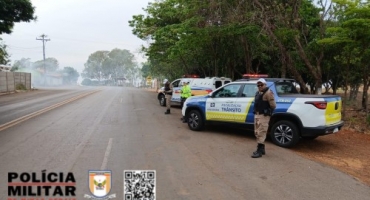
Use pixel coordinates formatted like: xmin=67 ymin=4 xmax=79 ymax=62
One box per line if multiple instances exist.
xmin=260 ymin=144 xmax=265 ymax=155
xmin=164 ymin=109 xmax=170 ymax=114
xmin=251 ymin=144 xmax=263 ymax=158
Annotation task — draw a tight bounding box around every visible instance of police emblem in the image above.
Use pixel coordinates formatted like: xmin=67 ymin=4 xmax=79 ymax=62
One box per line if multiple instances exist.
xmin=84 ymin=170 xmax=116 ymax=200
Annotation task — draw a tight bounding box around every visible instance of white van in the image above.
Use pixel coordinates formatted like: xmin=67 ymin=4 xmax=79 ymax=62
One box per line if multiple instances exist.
xmin=191 ymin=77 xmax=232 ymax=91
xmin=157 ymin=77 xmax=232 ymax=106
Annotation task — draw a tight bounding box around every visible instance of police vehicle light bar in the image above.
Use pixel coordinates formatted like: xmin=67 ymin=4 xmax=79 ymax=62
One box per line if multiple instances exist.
xmin=183 ymin=74 xmax=200 ymax=78
xmin=242 ymin=74 xmax=269 ymax=79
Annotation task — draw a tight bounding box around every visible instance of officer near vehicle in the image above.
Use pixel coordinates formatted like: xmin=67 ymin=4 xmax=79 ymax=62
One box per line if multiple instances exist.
xmin=163 ymin=79 xmax=173 ymax=114
xmin=180 ymin=79 xmax=192 ymax=109
xmin=252 ymin=78 xmax=276 ymax=158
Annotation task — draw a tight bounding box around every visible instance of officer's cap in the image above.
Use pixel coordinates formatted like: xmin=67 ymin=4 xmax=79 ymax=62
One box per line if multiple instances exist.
xmin=257 ymin=78 xmax=267 ymax=84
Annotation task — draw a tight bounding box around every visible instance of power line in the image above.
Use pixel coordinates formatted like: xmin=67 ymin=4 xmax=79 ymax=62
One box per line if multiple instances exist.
xmin=6 ymin=30 xmax=142 ymax=48
xmin=7 ymin=45 xmax=42 ymax=49
xmin=52 ymin=37 xmax=140 ymax=47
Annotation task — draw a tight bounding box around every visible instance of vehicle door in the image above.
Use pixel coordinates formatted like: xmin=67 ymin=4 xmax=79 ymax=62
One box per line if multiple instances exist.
xmin=205 ymin=83 xmax=243 ymax=122
xmin=234 ymin=83 xmax=258 ymax=124
xmin=171 ymin=79 xmax=182 ymax=103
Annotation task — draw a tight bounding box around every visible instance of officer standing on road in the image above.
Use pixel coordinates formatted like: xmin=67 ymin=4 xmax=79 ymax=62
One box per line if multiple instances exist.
xmin=252 ymin=78 xmax=276 ymax=158
xmin=180 ymin=79 xmax=192 ymax=109
xmin=164 ymin=79 xmax=173 ymax=114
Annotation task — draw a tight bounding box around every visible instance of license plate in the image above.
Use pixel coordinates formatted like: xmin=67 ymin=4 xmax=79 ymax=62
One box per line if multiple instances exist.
xmin=333 ymin=128 xmax=339 ymax=133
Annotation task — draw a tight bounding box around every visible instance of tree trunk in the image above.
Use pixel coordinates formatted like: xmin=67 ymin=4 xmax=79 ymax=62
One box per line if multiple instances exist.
xmin=332 ymin=78 xmax=338 ymax=95
xmin=362 ymin=78 xmax=369 ymax=111
xmin=281 ymin=63 xmax=286 ymax=78
xmin=315 ymin=79 xmax=322 ymax=95
xmin=241 ymin=36 xmax=253 ymax=74
xmin=342 ymin=61 xmax=350 ymax=118
xmin=179 ymin=55 xmax=189 ymax=74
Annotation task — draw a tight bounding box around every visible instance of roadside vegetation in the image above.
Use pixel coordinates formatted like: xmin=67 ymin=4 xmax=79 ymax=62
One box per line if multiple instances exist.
xmin=129 ymin=0 xmax=370 ymax=110
xmin=80 ymin=48 xmax=142 ymax=86
xmin=129 ymin=0 xmax=370 ymax=185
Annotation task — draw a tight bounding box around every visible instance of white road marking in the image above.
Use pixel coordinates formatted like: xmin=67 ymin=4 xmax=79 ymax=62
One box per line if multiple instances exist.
xmin=101 ymin=138 xmax=113 ymax=170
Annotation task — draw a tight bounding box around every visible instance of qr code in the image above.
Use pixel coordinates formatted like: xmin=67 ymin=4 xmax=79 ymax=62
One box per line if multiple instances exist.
xmin=124 ymin=170 xmax=156 ymax=200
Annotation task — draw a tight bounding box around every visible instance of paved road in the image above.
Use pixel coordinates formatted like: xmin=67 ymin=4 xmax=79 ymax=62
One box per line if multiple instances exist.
xmin=0 ymin=86 xmax=97 ymax=124
xmin=0 ymin=86 xmax=369 ymax=200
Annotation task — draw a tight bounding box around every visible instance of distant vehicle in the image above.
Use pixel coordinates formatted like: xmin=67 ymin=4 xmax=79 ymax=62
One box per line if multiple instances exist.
xmin=181 ymin=74 xmax=344 ymax=148
xmin=157 ymin=77 xmax=232 ymax=107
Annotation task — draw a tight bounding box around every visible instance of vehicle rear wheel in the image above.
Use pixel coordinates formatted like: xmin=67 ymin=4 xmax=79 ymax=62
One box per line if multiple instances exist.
xmin=187 ymin=110 xmax=204 ymax=131
xmin=270 ymin=120 xmax=300 ymax=148
xmin=159 ymin=94 xmax=166 ymax=106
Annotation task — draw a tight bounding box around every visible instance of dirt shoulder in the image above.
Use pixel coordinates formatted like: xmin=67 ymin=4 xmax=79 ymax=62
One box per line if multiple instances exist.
xmin=292 ymin=128 xmax=370 ymax=186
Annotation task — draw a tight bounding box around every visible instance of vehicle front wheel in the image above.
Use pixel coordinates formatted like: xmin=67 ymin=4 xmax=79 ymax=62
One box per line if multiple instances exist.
xmin=270 ymin=120 xmax=300 ymax=148
xmin=187 ymin=110 xmax=204 ymax=131
xmin=159 ymin=94 xmax=166 ymax=107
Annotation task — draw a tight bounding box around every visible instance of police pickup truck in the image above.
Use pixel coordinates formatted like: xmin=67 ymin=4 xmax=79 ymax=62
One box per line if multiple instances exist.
xmin=181 ymin=77 xmax=344 ymax=148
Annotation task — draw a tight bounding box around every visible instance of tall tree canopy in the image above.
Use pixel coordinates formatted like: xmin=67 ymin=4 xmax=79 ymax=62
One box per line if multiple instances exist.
xmin=82 ymin=48 xmax=137 ymax=81
xmin=33 ymin=57 xmax=59 ymax=72
xmin=129 ymin=0 xmax=332 ymax=94
xmin=62 ymin=66 xmax=79 ymax=84
xmin=0 ymin=0 xmax=36 ymax=34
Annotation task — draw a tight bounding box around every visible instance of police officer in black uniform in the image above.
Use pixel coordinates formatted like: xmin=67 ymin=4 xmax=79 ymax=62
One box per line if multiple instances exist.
xmin=163 ymin=79 xmax=173 ymax=114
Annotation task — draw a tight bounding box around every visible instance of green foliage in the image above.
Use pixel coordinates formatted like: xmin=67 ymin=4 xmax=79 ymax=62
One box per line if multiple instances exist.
xmin=82 ymin=49 xmax=138 ymax=82
xmin=141 ymin=62 xmax=151 ymax=78
xmin=16 ymin=83 xmax=26 ymax=90
xmin=32 ymin=58 xmax=59 ymax=72
xmin=0 ymin=38 xmax=10 ymax=65
xmin=0 ymin=0 xmax=37 ymax=34
xmin=129 ymin=0 xmax=327 ymax=83
xmin=81 ymin=78 xmax=92 ymax=86
xmin=11 ymin=58 xmax=32 ymax=71
xmin=130 ymin=0 xmax=370 ymax=105
xmin=62 ymin=66 xmax=79 ymax=84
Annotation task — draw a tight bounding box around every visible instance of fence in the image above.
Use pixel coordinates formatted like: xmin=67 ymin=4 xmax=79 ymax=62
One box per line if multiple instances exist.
xmin=0 ymin=72 xmax=32 ymax=93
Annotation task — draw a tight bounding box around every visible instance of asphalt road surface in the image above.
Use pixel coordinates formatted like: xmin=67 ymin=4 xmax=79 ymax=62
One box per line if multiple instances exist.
xmin=0 ymin=86 xmax=369 ymax=200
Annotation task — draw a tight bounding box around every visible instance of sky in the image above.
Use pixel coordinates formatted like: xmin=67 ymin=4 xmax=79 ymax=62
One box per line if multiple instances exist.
xmin=1 ymin=0 xmax=152 ymax=75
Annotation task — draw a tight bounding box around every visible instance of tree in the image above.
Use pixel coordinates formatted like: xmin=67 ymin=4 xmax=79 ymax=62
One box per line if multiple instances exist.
xmin=130 ymin=0 xmax=369 ymax=99
xmin=61 ymin=66 xmax=79 ymax=85
xmin=104 ymin=48 xmax=136 ymax=80
xmin=0 ymin=0 xmax=37 ymax=34
xmin=33 ymin=57 xmax=59 ymax=72
xmin=83 ymin=51 xmax=108 ymax=80
xmin=11 ymin=58 xmax=32 ymax=71
xmin=82 ymin=49 xmax=137 ymax=83
xmin=141 ymin=62 xmax=151 ymax=78
xmin=319 ymin=0 xmax=370 ymax=110
xmin=0 ymin=38 xmax=10 ymax=64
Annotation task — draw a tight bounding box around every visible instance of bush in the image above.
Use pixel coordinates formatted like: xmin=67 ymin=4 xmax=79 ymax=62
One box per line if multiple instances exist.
xmin=81 ymin=78 xmax=92 ymax=86
xmin=367 ymin=114 xmax=370 ymax=126
xmin=16 ymin=83 xmax=27 ymax=90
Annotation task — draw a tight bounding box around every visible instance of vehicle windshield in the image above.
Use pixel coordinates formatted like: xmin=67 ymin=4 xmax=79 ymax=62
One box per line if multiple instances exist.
xmin=274 ymin=81 xmax=299 ymax=95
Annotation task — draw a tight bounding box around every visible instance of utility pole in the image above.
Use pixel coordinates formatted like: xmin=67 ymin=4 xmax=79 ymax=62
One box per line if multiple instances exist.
xmin=36 ymin=34 xmax=50 ymax=74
